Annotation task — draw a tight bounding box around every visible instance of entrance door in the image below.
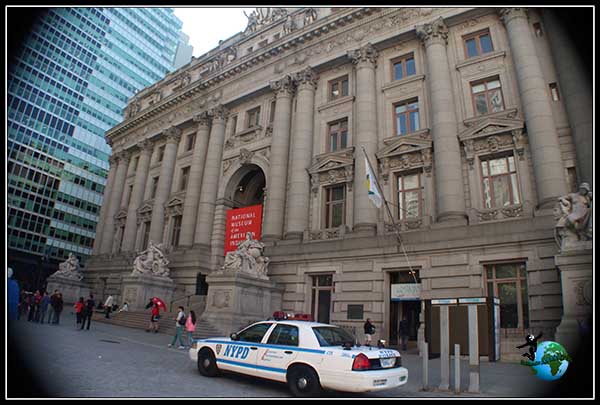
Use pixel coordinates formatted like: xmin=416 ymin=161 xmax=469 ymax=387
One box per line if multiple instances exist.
xmin=311 ymin=274 xmax=333 ymax=324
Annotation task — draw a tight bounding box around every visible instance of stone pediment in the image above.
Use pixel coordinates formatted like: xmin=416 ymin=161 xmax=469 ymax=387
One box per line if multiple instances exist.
xmin=115 ymin=209 xmax=128 ymax=220
xmin=377 ymin=134 xmax=432 ymax=160
xmin=459 ymin=117 xmax=524 ymax=142
xmin=309 ymin=148 xmax=354 ymax=175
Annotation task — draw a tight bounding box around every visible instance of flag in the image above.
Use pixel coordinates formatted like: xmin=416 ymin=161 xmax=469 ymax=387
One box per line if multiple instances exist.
xmin=365 ymin=155 xmax=383 ymax=208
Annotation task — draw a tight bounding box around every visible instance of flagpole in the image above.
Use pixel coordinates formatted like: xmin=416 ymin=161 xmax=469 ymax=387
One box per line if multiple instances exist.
xmin=361 ymin=145 xmax=418 ymax=284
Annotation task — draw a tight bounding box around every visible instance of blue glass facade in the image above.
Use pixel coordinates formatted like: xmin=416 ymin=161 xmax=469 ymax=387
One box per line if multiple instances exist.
xmin=7 ymin=7 xmax=183 ymax=289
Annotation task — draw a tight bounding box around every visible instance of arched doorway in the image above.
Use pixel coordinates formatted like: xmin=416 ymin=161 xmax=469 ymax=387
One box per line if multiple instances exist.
xmin=227 ymin=164 xmax=266 ymax=208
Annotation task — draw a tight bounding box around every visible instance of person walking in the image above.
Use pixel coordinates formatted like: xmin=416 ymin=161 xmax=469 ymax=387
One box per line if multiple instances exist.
xmin=168 ymin=306 xmax=186 ymax=349
xmin=32 ymin=290 xmax=42 ymax=322
xmin=185 ymin=310 xmax=197 ymax=349
xmin=81 ymin=294 xmax=95 ymax=330
xmin=147 ymin=302 xmax=160 ymax=333
xmin=364 ymin=318 xmax=376 ymax=346
xmin=27 ymin=292 xmax=36 ymax=322
xmin=7 ymin=268 xmax=20 ymax=322
xmin=53 ymin=293 xmax=64 ymax=325
xmin=399 ymin=316 xmax=409 ymax=351
xmin=38 ymin=291 xmax=50 ymax=324
xmin=48 ymin=290 xmax=59 ymax=324
xmin=104 ymin=295 xmax=114 ymax=319
xmin=74 ymin=297 xmax=85 ymax=326
xmin=18 ymin=290 xmax=28 ymax=320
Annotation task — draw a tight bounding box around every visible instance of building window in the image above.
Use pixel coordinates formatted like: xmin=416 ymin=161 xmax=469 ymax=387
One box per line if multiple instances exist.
xmin=126 ymin=184 xmax=134 ymax=206
xmin=171 ymin=215 xmax=182 ymax=247
xmin=464 ymin=29 xmax=494 ymax=58
xmin=394 ymin=99 xmax=420 ymax=136
xmin=549 ymin=83 xmax=560 ymax=101
xmin=133 ymin=156 xmax=139 ymax=171
xmin=481 ymin=155 xmax=521 ymax=208
xmin=396 ymin=171 xmax=423 ymax=221
xmin=269 ymin=100 xmax=276 ymax=124
xmin=157 ymin=145 xmax=165 ymax=162
xmin=567 ymin=167 xmax=578 ymax=193
xmin=327 ymin=118 xmax=348 ymax=152
xmin=247 ymin=107 xmax=260 ymax=129
xmin=392 ymin=53 xmax=416 ymax=81
xmin=230 ymin=115 xmax=238 ymax=135
xmin=258 ymin=39 xmax=268 ymax=48
xmin=179 ymin=166 xmax=190 ymax=191
xmin=324 ymin=185 xmax=346 ymax=228
xmin=142 ymin=221 xmax=151 ymax=250
xmin=485 ymin=262 xmax=529 ymax=330
xmin=311 ymin=274 xmax=333 ymax=324
xmin=533 ymin=22 xmax=543 ymax=37
xmin=186 ymin=133 xmax=196 ymax=151
xmin=329 ymin=75 xmax=349 ymax=100
xmin=150 ymin=176 xmax=159 ymax=199
xmin=471 ymin=77 xmax=505 ymax=116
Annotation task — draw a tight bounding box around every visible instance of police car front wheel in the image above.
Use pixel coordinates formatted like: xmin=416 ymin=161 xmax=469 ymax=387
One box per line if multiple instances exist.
xmin=197 ymin=348 xmax=219 ymax=377
xmin=287 ymin=365 xmax=322 ymax=397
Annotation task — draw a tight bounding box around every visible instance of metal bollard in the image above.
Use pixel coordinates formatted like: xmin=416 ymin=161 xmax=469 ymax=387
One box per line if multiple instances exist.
xmin=454 ymin=344 xmax=460 ymax=394
xmin=422 ymin=342 xmax=429 ymax=391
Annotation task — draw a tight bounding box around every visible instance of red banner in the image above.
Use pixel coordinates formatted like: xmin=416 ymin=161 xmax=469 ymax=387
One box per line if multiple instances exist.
xmin=224 ymin=204 xmax=263 ymax=255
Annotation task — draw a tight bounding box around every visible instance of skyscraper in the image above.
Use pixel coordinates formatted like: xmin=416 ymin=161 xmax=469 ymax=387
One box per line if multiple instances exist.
xmin=7 ymin=7 xmax=185 ymax=290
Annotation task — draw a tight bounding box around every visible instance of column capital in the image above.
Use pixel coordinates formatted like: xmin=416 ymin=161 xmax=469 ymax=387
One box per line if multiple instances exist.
xmin=108 ymin=155 xmax=119 ymax=166
xmin=347 ymin=42 xmax=378 ymax=67
xmin=210 ymin=105 xmax=229 ymax=122
xmin=270 ymin=74 xmax=296 ymax=97
xmin=498 ymin=8 xmax=528 ymax=26
xmin=295 ymin=67 xmax=318 ymax=91
xmin=416 ymin=17 xmax=449 ymax=46
xmin=137 ymin=139 xmax=154 ymax=154
xmin=193 ymin=111 xmax=211 ymax=128
xmin=163 ymin=126 xmax=182 ymax=144
xmin=115 ymin=150 xmax=131 ymax=163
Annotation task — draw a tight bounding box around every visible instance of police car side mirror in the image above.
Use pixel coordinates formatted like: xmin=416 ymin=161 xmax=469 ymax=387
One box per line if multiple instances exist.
xmin=230 ymin=333 xmax=238 ymax=341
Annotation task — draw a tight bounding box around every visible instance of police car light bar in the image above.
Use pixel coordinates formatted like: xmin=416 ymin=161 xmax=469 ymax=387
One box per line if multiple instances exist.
xmin=271 ymin=311 xmax=313 ymax=321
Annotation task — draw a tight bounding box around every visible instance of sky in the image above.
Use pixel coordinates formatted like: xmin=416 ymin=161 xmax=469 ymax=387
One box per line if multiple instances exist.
xmin=173 ymin=7 xmax=256 ymax=57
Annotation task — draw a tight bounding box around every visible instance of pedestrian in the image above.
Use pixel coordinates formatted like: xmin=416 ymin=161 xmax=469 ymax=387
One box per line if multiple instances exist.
xmin=104 ymin=295 xmax=114 ymax=319
xmin=48 ymin=290 xmax=59 ymax=324
xmin=74 ymin=297 xmax=85 ymax=326
xmin=399 ymin=316 xmax=409 ymax=351
xmin=8 ymin=268 xmax=20 ymax=322
xmin=185 ymin=310 xmax=197 ymax=348
xmin=38 ymin=291 xmax=50 ymax=324
xmin=53 ymin=293 xmax=64 ymax=325
xmin=18 ymin=290 xmax=28 ymax=320
xmin=364 ymin=318 xmax=376 ymax=346
xmin=32 ymin=290 xmax=42 ymax=322
xmin=81 ymin=294 xmax=95 ymax=330
xmin=117 ymin=302 xmax=129 ymax=313
xmin=168 ymin=306 xmax=186 ymax=349
xmin=146 ymin=302 xmax=160 ymax=333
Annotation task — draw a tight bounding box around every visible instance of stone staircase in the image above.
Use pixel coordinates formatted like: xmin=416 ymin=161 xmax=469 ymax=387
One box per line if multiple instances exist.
xmin=91 ymin=310 xmax=224 ymax=339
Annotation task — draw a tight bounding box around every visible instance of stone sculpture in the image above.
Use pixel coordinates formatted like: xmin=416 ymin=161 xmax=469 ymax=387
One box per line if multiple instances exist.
xmin=303 ymin=8 xmax=318 ymax=26
xmin=52 ymin=253 xmax=83 ymax=281
xmin=283 ymin=14 xmax=296 ymax=35
xmin=132 ymin=240 xmax=171 ymax=278
xmin=222 ymin=232 xmax=270 ymax=279
xmin=555 ymin=183 xmax=593 ymax=249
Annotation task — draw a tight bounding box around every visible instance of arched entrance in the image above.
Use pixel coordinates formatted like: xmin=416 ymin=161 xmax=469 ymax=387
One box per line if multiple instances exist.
xmin=225 ymin=164 xmax=266 ymax=209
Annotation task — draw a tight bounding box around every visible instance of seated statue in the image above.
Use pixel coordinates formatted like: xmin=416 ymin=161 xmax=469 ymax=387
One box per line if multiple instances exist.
xmin=555 ymin=182 xmax=593 ymax=249
xmin=52 ymin=253 xmax=83 ymax=280
xmin=222 ymin=232 xmax=270 ymax=279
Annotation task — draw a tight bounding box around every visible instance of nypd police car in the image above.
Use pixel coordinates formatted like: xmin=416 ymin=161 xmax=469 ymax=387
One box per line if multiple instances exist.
xmin=189 ymin=320 xmax=408 ymax=397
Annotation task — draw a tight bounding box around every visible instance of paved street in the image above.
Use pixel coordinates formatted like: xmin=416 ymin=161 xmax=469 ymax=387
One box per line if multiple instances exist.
xmin=7 ymin=313 xmax=581 ymax=398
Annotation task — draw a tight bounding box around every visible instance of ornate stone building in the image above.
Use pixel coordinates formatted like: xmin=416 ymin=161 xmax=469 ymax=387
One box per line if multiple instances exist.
xmin=85 ymin=7 xmax=592 ymax=359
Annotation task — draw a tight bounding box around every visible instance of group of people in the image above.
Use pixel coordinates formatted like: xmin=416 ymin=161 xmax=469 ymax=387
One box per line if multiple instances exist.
xmin=18 ymin=289 xmax=64 ymax=325
xmin=143 ymin=299 xmax=197 ymax=349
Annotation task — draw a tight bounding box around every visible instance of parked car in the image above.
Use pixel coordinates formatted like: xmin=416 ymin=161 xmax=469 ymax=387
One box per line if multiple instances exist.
xmin=189 ymin=320 xmax=408 ymax=397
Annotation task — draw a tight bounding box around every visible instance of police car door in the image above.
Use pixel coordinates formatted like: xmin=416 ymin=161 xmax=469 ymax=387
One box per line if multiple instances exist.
xmin=217 ymin=323 xmax=273 ymax=375
xmin=255 ymin=324 xmax=299 ymax=382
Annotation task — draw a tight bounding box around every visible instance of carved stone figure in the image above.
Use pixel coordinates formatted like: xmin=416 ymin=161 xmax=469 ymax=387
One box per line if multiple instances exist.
xmin=555 ymin=183 xmax=593 ymax=249
xmin=303 ymin=8 xmax=318 ymax=26
xmin=244 ymin=10 xmax=260 ymax=33
xmin=221 ymin=232 xmax=270 ymax=279
xmin=283 ymin=14 xmax=296 ymax=35
xmin=125 ymin=97 xmax=141 ymax=119
xmin=52 ymin=253 xmax=83 ymax=281
xmin=132 ymin=240 xmax=171 ymax=278
xmin=225 ymin=46 xmax=237 ymax=63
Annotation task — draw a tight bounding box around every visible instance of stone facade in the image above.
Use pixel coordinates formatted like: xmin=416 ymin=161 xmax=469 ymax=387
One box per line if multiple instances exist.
xmin=84 ymin=8 xmax=592 ymax=358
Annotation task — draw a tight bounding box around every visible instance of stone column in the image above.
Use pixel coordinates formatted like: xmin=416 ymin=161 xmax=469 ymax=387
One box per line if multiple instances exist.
xmin=148 ymin=127 xmax=181 ymax=244
xmin=194 ymin=106 xmax=229 ymax=246
xmin=93 ymin=155 xmax=118 ymax=255
xmin=179 ymin=112 xmax=212 ymax=247
xmin=285 ymin=67 xmax=317 ymax=240
xmin=100 ymin=151 xmax=130 ymax=254
xmin=416 ymin=18 xmax=466 ymax=224
xmin=262 ymin=75 xmax=295 ymax=241
xmin=348 ymin=43 xmax=379 ymax=234
xmin=500 ymin=8 xmax=568 ymax=208
xmin=121 ymin=140 xmax=153 ymax=252
xmin=542 ymin=9 xmax=593 ymax=186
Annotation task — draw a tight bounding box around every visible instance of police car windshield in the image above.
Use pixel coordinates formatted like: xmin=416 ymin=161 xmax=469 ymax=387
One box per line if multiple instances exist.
xmin=312 ymin=326 xmax=355 ymax=347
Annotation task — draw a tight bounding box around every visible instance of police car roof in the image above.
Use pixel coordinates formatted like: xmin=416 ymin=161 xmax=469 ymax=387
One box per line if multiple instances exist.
xmin=259 ymin=320 xmax=336 ymax=328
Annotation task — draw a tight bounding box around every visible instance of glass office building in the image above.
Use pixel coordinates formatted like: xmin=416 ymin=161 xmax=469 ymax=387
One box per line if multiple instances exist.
xmin=7 ymin=8 xmax=184 ymax=290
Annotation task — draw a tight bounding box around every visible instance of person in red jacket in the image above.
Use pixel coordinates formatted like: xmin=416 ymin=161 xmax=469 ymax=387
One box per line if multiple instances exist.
xmin=74 ymin=297 xmax=85 ymax=326
xmin=146 ymin=302 xmax=160 ymax=333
